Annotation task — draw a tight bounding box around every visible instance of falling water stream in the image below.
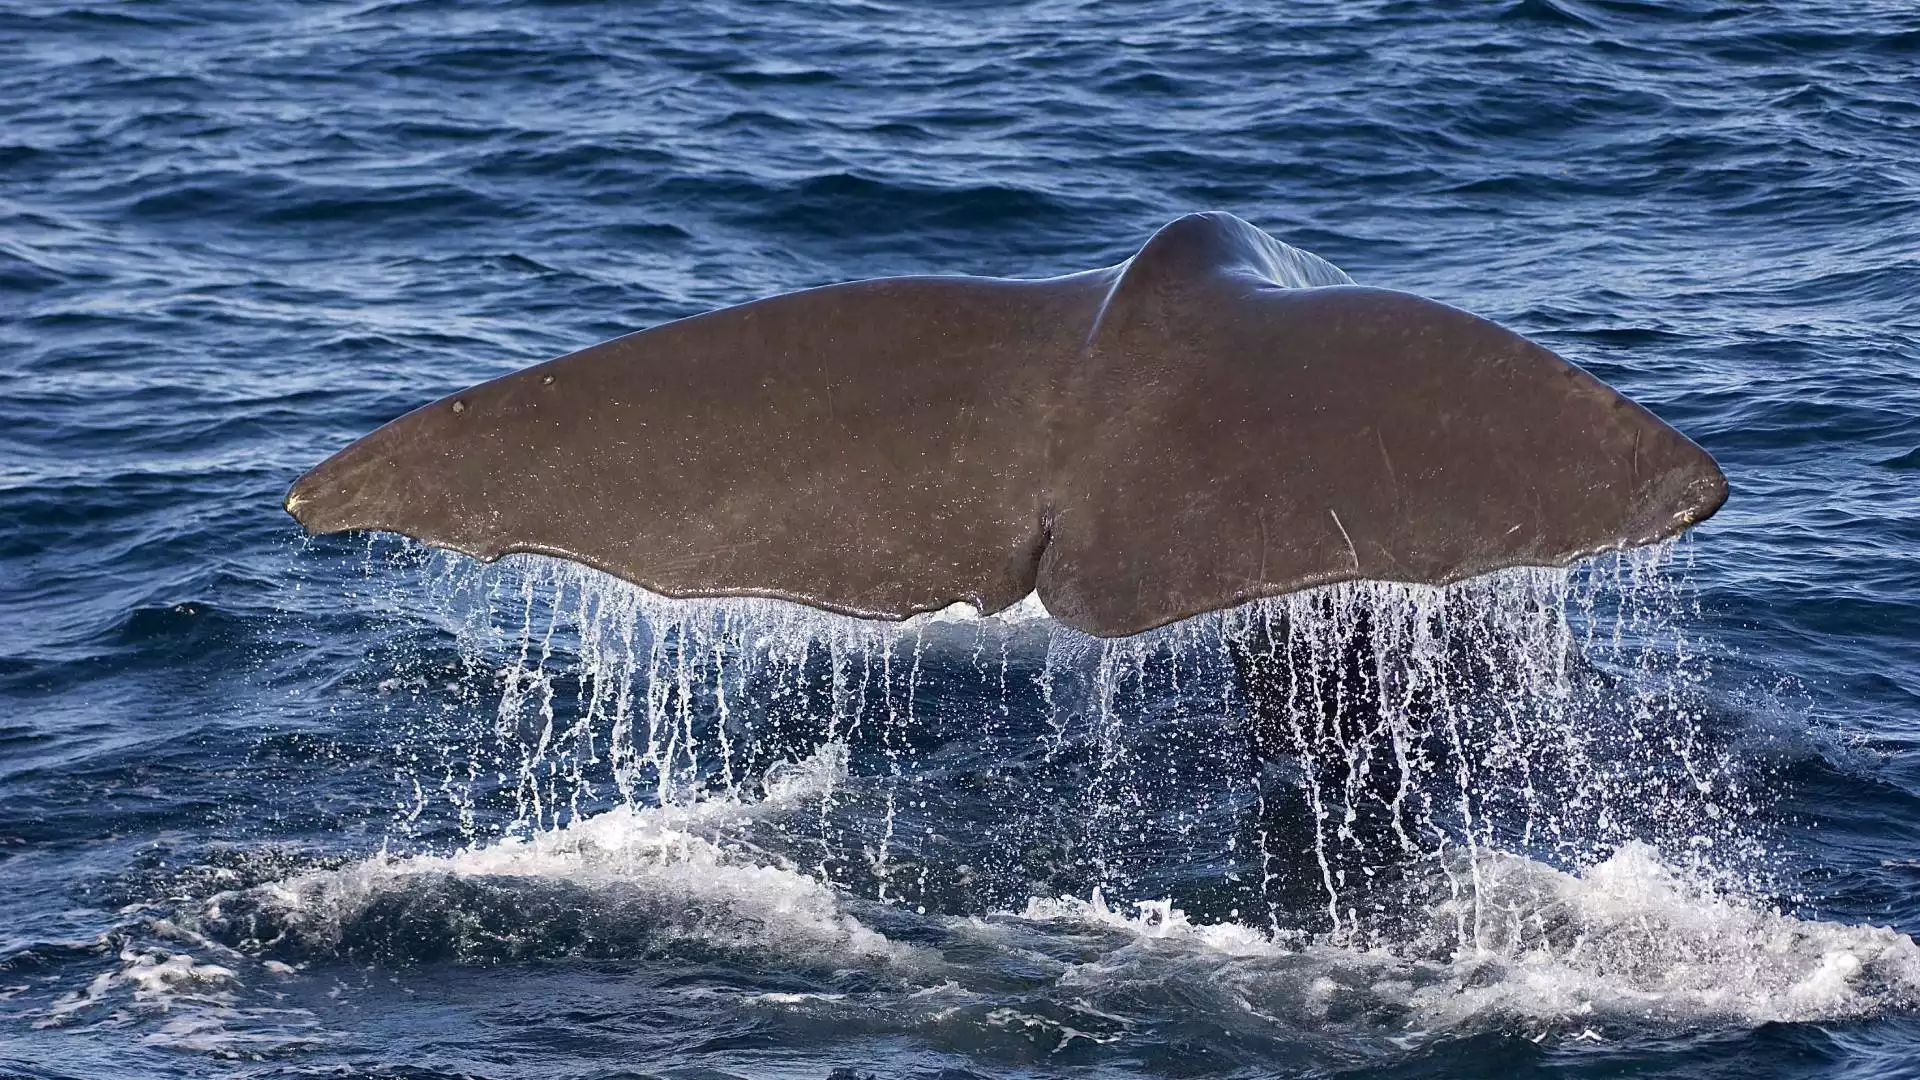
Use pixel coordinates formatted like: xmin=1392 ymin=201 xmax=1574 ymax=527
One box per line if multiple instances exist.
xmin=297 ymin=542 xmax=1763 ymax=950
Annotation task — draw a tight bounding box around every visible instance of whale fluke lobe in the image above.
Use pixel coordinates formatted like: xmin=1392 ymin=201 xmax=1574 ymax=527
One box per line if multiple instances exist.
xmin=286 ymin=212 xmax=1726 ymax=637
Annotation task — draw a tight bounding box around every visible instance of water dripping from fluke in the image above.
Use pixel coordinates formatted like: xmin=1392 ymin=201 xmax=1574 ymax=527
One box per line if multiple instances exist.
xmin=228 ymin=537 xmax=1920 ymax=1029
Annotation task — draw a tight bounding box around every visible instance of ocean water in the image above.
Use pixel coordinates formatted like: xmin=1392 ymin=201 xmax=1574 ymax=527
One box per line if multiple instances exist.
xmin=4 ymin=1 xmax=1920 ymax=1077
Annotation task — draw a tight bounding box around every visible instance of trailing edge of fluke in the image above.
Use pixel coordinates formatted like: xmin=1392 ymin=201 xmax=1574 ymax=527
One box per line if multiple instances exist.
xmin=285 ymin=212 xmax=1726 ymax=637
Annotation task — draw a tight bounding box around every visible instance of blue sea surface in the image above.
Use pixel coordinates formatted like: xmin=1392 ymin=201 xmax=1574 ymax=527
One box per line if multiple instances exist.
xmin=4 ymin=1 xmax=1920 ymax=1077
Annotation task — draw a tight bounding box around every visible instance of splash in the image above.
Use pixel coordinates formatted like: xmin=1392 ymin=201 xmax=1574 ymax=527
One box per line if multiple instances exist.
xmin=1014 ymin=843 xmax=1920 ymax=1030
xmin=202 ymin=741 xmax=916 ymax=968
xmin=136 ymin=544 xmax=1920 ymax=1054
xmin=325 ymin=538 xmax=1775 ymax=955
xmin=1216 ymin=549 xmax=1761 ymax=946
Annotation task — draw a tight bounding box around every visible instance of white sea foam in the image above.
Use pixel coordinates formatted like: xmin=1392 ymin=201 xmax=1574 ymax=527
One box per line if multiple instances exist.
xmin=36 ymin=935 xmax=321 ymax=1058
xmin=1022 ymin=890 xmax=1276 ymax=957
xmin=38 ymin=947 xmax=234 ymax=1028
xmin=214 ymin=742 xmax=918 ymax=968
xmin=1017 ymin=843 xmax=1920 ymax=1030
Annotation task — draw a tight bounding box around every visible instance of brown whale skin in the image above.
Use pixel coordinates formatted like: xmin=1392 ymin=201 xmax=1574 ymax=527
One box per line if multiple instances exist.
xmin=286 ymin=212 xmax=1726 ymax=638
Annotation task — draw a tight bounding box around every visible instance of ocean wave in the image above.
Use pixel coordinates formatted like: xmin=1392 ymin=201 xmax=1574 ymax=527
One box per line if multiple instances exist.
xmin=1021 ymin=844 xmax=1920 ymax=1031
xmin=195 ymin=744 xmax=920 ymax=969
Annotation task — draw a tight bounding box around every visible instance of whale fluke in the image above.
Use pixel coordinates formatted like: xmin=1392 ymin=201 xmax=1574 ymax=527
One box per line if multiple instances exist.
xmin=286 ymin=212 xmax=1725 ymax=637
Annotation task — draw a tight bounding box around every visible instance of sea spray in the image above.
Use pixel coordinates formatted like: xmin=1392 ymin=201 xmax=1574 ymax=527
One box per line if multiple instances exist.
xmin=162 ymin=541 xmax=1920 ymax=1040
xmin=341 ymin=537 xmax=1765 ymax=949
xmin=1217 ymin=549 xmax=1754 ymax=947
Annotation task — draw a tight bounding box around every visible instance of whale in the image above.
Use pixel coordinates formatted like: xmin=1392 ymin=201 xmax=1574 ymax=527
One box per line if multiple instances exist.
xmin=284 ymin=212 xmax=1725 ymax=638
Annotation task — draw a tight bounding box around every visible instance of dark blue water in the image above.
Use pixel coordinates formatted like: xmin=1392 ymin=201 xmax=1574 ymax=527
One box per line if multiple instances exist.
xmin=5 ymin=1 xmax=1920 ymax=1077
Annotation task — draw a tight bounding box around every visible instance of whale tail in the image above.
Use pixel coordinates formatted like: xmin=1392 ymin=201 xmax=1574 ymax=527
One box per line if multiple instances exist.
xmin=286 ymin=212 xmax=1725 ymax=637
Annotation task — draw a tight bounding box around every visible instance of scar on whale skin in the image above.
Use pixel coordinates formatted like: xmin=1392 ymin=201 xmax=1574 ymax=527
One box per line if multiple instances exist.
xmin=285 ymin=212 xmax=1725 ymax=639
